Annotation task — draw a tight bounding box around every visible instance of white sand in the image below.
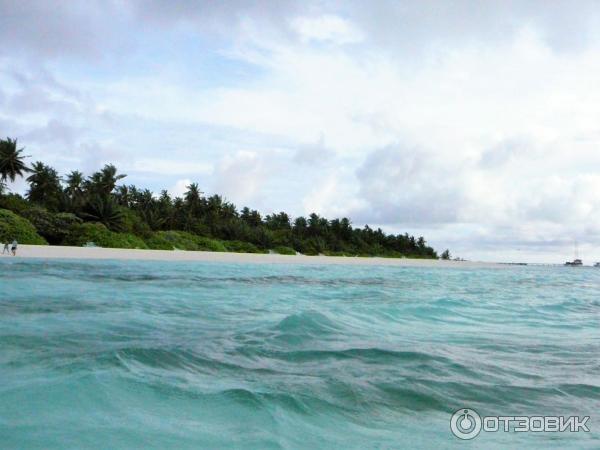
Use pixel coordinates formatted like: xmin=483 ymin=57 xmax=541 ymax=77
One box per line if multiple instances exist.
xmin=6 ymin=244 xmax=503 ymax=268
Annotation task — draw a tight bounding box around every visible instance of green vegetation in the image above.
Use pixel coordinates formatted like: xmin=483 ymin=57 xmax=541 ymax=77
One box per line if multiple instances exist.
xmin=145 ymin=231 xmax=228 ymax=252
xmin=63 ymin=222 xmax=148 ymax=249
xmin=0 ymin=137 xmax=440 ymax=258
xmin=21 ymin=208 xmax=82 ymax=244
xmin=223 ymin=240 xmax=264 ymax=254
xmin=0 ymin=209 xmax=47 ymax=245
xmin=273 ymin=246 xmax=296 ymax=255
xmin=0 ymin=138 xmax=30 ymax=183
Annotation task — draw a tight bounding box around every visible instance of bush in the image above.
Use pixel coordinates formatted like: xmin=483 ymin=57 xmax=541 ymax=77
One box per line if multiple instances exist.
xmin=63 ymin=222 xmax=148 ymax=249
xmin=272 ymin=245 xmax=296 ymax=255
xmin=146 ymin=231 xmax=227 ymax=252
xmin=22 ymin=207 xmax=82 ymax=244
xmin=322 ymin=250 xmax=350 ymax=257
xmin=224 ymin=240 xmax=264 ymax=253
xmin=0 ymin=194 xmax=30 ymax=215
xmin=145 ymin=233 xmax=175 ymax=250
xmin=0 ymin=209 xmax=47 ymax=245
xmin=121 ymin=209 xmax=153 ymax=238
xmin=156 ymin=231 xmax=198 ymax=250
xmin=381 ymin=250 xmax=404 ymax=259
xmin=196 ymin=236 xmax=227 ymax=252
xmin=296 ymin=237 xmax=325 ymax=255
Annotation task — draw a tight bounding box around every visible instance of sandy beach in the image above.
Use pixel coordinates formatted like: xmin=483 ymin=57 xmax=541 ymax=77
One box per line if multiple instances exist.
xmin=4 ymin=244 xmax=503 ymax=268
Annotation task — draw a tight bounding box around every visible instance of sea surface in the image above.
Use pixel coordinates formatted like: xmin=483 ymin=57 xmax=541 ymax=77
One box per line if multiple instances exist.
xmin=0 ymin=258 xmax=598 ymax=449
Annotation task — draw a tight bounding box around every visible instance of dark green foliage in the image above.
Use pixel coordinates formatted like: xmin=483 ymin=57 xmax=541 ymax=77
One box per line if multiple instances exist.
xmin=0 ymin=193 xmax=30 ymax=215
xmin=441 ymin=249 xmax=451 ymax=260
xmin=223 ymin=240 xmax=264 ymax=253
xmin=21 ymin=207 xmax=82 ymax=244
xmin=26 ymin=162 xmax=63 ymax=211
xmin=0 ymin=209 xmax=47 ymax=244
xmin=64 ymin=170 xmax=86 ymax=212
xmin=322 ymin=250 xmax=350 ymax=257
xmin=121 ymin=209 xmax=153 ymax=238
xmin=63 ymin=222 xmax=147 ymax=249
xmin=81 ymin=196 xmax=125 ymax=231
xmin=146 ymin=231 xmax=227 ymax=251
xmin=0 ymin=138 xmax=30 ymax=183
xmin=84 ymin=164 xmax=126 ymax=198
xmin=0 ymin=137 xmax=442 ymax=257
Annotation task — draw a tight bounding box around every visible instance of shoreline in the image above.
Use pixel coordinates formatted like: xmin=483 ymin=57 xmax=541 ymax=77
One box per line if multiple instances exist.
xmin=4 ymin=245 xmax=505 ymax=268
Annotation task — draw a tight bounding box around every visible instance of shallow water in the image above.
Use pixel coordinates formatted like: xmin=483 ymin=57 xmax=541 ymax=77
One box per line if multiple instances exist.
xmin=0 ymin=259 xmax=598 ymax=449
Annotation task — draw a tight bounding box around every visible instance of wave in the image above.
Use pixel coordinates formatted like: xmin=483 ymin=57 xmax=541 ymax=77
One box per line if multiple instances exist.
xmin=3 ymin=259 xmax=600 ymax=449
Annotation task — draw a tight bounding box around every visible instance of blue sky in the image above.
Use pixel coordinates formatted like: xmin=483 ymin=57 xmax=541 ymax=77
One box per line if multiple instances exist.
xmin=2 ymin=0 xmax=600 ymax=263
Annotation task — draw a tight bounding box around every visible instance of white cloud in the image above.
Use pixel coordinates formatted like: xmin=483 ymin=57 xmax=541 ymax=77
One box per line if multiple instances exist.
xmin=169 ymin=178 xmax=192 ymax=198
xmin=290 ymin=15 xmax=364 ymax=44
xmin=212 ymin=150 xmax=268 ymax=205
xmin=3 ymin=1 xmax=600 ymax=261
xmin=132 ymin=159 xmax=213 ymax=176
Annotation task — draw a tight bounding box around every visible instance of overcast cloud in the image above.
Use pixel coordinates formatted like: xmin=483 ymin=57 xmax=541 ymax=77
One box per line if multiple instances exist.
xmin=1 ymin=0 xmax=600 ymax=262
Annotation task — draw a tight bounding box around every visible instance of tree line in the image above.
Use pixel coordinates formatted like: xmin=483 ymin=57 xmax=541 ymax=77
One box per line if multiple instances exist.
xmin=0 ymin=137 xmax=442 ymax=258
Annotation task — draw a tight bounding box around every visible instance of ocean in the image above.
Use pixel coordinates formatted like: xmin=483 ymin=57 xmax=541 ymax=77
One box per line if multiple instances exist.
xmin=0 ymin=258 xmax=598 ymax=449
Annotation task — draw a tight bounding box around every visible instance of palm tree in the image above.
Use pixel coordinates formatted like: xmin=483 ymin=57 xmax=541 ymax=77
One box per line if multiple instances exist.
xmin=140 ymin=208 xmax=166 ymax=230
xmin=241 ymin=207 xmax=262 ymax=227
xmin=85 ymin=164 xmax=126 ymax=197
xmin=0 ymin=138 xmax=30 ymax=182
xmin=99 ymin=164 xmax=126 ymax=194
xmin=64 ymin=170 xmax=86 ymax=211
xmin=135 ymin=189 xmax=154 ymax=210
xmin=81 ymin=196 xmax=124 ymax=231
xmin=26 ymin=161 xmax=63 ymax=211
xmin=115 ymin=185 xmax=131 ymax=207
xmin=184 ymin=183 xmax=204 ymax=215
xmin=65 ymin=171 xmax=84 ymax=197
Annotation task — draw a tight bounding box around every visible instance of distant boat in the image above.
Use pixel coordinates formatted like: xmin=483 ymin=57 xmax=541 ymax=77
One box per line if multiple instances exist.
xmin=565 ymin=240 xmax=583 ymax=266
xmin=565 ymin=259 xmax=583 ymax=266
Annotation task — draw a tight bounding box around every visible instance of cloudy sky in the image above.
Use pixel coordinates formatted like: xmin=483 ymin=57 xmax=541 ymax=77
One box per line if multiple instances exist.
xmin=2 ymin=0 xmax=600 ymax=263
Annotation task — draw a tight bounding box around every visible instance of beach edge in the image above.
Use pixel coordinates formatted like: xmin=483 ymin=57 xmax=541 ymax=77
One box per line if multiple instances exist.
xmin=7 ymin=245 xmax=504 ymax=268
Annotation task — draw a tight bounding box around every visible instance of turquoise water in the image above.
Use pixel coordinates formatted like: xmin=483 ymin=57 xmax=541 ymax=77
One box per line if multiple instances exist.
xmin=0 ymin=259 xmax=598 ymax=449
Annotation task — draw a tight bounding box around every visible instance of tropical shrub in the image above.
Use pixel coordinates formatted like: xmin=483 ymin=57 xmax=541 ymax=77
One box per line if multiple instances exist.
xmin=0 ymin=208 xmax=47 ymax=244
xmin=80 ymin=196 xmax=124 ymax=231
xmin=272 ymin=245 xmax=296 ymax=255
xmin=322 ymin=250 xmax=350 ymax=257
xmin=195 ymin=236 xmax=227 ymax=252
xmin=150 ymin=230 xmax=201 ymax=250
xmin=63 ymin=222 xmax=147 ymax=249
xmin=224 ymin=240 xmax=263 ymax=253
xmin=121 ymin=208 xmax=153 ymax=238
xmin=22 ymin=207 xmax=82 ymax=244
xmin=145 ymin=233 xmax=175 ymax=250
xmin=0 ymin=193 xmax=30 ymax=215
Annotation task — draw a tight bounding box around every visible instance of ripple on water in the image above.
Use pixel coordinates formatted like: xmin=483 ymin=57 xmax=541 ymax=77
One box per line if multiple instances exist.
xmin=1 ymin=259 xmax=599 ymax=449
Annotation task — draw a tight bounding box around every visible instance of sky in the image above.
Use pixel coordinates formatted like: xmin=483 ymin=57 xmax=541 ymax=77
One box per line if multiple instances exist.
xmin=1 ymin=0 xmax=600 ymax=263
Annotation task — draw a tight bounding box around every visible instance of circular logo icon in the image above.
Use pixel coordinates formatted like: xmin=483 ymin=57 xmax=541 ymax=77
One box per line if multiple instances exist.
xmin=450 ymin=408 xmax=482 ymax=440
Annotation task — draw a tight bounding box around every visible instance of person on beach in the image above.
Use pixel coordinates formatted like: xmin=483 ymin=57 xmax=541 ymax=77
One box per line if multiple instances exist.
xmin=2 ymin=241 xmax=9 ymax=255
xmin=11 ymin=239 xmax=18 ymax=256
